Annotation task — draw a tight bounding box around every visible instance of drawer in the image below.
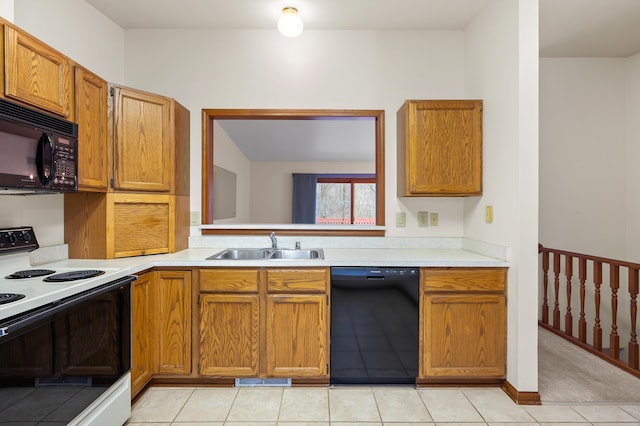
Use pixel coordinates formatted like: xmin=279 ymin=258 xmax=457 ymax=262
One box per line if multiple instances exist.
xmin=113 ymin=193 xmax=173 ymax=258
xmin=199 ymin=269 xmax=260 ymax=293
xmin=267 ymin=268 xmax=328 ymax=293
xmin=422 ymin=268 xmax=506 ymax=293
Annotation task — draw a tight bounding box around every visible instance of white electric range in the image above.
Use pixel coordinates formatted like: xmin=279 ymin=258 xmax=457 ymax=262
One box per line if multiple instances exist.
xmin=0 ymin=227 xmax=124 ymax=319
xmin=0 ymin=226 xmax=133 ymax=425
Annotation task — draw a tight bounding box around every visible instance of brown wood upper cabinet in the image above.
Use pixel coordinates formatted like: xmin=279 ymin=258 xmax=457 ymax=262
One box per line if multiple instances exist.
xmin=397 ymin=100 xmax=483 ymax=196
xmin=75 ymin=66 xmax=109 ymax=191
xmin=1 ymin=21 xmax=72 ymax=118
xmin=111 ymin=86 xmax=190 ymax=195
xmin=419 ymin=267 xmax=506 ymax=383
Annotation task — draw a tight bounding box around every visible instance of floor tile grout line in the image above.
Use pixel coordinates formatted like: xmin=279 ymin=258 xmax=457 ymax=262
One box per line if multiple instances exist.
xmin=369 ymin=385 xmax=385 ymax=423
xmin=169 ymin=386 xmax=195 ymax=423
xmin=619 ymin=404 xmax=640 ymax=421
xmin=275 ymin=386 xmax=285 ymax=423
xmin=460 ymin=387 xmax=491 ymax=424
xmin=223 ymin=386 xmax=240 ymax=423
xmin=414 ymin=385 xmax=436 ymax=423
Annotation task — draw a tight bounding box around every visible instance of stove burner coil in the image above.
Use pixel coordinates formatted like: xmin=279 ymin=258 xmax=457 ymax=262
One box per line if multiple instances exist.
xmin=5 ymin=269 xmax=56 ymax=279
xmin=43 ymin=270 xmax=105 ymax=282
xmin=0 ymin=293 xmax=26 ymax=304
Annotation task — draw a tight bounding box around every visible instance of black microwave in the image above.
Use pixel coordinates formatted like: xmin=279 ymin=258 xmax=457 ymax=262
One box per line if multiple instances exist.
xmin=0 ymin=97 xmax=78 ymax=194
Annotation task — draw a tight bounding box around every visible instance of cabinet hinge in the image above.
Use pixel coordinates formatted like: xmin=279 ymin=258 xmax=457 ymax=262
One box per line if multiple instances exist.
xmin=326 ymin=363 xmax=329 ymax=374
xmin=109 ymin=86 xmax=115 ymax=97
xmin=326 ymin=294 xmax=329 ymax=305
xmin=109 ymin=178 xmax=114 ymax=188
xmin=198 ymin=294 xmax=201 ymax=305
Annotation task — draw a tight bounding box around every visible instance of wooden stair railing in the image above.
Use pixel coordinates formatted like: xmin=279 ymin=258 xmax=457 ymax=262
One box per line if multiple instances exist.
xmin=539 ymin=244 xmax=640 ymax=377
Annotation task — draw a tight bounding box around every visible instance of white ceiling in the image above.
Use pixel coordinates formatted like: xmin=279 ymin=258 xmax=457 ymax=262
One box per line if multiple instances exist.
xmin=85 ymin=0 xmax=640 ymax=58
xmin=217 ymin=119 xmax=376 ymax=163
xmin=85 ymin=0 xmax=640 ymax=161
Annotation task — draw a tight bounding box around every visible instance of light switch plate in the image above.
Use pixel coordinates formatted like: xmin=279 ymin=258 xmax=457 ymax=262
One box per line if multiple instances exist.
xmin=396 ymin=212 xmax=406 ymax=227
xmin=429 ymin=212 xmax=439 ymax=226
xmin=418 ymin=211 xmax=429 ymax=227
xmin=190 ymin=211 xmax=200 ymax=226
xmin=485 ymin=205 xmax=493 ymax=223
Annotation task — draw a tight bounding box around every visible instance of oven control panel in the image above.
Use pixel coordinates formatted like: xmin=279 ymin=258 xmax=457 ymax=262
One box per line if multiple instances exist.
xmin=0 ymin=227 xmax=39 ymax=254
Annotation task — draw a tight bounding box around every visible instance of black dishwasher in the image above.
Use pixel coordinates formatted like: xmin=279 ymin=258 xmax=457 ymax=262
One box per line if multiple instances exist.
xmin=330 ymin=267 xmax=419 ymax=384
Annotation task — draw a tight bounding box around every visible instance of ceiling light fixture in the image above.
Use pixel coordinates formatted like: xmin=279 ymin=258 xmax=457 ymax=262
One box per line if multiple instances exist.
xmin=278 ymin=7 xmax=303 ymax=38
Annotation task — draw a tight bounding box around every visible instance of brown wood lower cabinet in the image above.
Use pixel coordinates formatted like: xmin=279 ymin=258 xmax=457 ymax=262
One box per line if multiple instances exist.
xmin=266 ymin=268 xmax=329 ymax=378
xmin=198 ymin=267 xmax=329 ymax=381
xmin=419 ymin=267 xmax=507 ymax=383
xmin=129 ymin=266 xmax=508 ymax=395
xmin=131 ymin=272 xmax=154 ymax=397
xmin=155 ymin=270 xmax=192 ymax=375
xmin=131 ymin=270 xmax=192 ymax=398
xmin=199 ymin=293 xmax=260 ymax=377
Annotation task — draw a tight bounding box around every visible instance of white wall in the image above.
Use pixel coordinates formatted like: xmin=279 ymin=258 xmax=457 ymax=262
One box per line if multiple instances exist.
xmin=0 ymin=0 xmax=13 ymax=20
xmin=539 ymin=58 xmax=627 ymax=259
xmin=464 ymin=0 xmax=539 ymax=392
xmin=1 ymin=1 xmax=540 ymax=393
xmin=538 ymin=55 xmax=640 ymax=354
xmin=121 ymin=29 xmax=467 ymax=237
xmin=250 ymin=161 xmax=374 ymax=223
xmin=213 ymin=122 xmax=252 ymax=223
xmin=0 ymin=0 xmax=124 ymax=247
xmin=626 ymin=53 xmax=640 ymax=262
xmin=14 ymin=0 xmax=125 ymax=82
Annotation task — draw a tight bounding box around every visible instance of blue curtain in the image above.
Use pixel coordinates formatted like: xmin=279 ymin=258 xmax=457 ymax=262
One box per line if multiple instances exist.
xmin=292 ymin=173 xmax=317 ymax=223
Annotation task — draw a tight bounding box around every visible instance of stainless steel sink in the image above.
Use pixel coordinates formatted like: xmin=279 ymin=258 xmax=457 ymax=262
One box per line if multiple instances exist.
xmin=269 ymin=249 xmax=324 ymax=259
xmin=207 ymin=248 xmax=324 ymax=260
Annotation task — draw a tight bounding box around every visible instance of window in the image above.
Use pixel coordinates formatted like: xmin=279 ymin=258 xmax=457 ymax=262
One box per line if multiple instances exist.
xmin=315 ymin=176 xmax=376 ymax=225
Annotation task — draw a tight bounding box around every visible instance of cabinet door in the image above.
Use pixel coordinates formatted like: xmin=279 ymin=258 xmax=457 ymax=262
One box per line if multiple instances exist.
xmin=113 ymin=86 xmax=173 ymax=192
xmin=155 ymin=271 xmax=192 ymax=375
xmin=398 ymin=100 xmax=482 ymax=196
xmin=131 ymin=272 xmax=155 ymax=397
xmin=266 ymin=294 xmax=328 ymax=378
xmin=75 ymin=66 xmax=108 ymax=191
xmin=421 ymin=293 xmax=505 ymax=379
xmin=3 ymin=25 xmax=71 ymax=117
xmin=112 ymin=193 xmax=174 ymax=258
xmin=199 ymin=294 xmax=260 ymax=377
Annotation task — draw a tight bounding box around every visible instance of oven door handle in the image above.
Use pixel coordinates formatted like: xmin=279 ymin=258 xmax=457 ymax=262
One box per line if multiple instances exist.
xmin=0 ymin=275 xmax=136 ymax=338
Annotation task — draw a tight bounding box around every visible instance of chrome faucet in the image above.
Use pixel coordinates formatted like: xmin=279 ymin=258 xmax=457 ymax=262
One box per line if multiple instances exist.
xmin=269 ymin=232 xmax=278 ymax=249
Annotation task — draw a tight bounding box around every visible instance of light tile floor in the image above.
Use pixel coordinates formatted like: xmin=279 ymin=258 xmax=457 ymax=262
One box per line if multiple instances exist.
xmin=127 ymin=386 xmax=640 ymax=425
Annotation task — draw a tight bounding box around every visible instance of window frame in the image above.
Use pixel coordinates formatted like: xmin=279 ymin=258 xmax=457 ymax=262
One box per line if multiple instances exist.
xmin=315 ymin=175 xmax=376 ymax=225
xmin=201 ymin=109 xmax=385 ymax=236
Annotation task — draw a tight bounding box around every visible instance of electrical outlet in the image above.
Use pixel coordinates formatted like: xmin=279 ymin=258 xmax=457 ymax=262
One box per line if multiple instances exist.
xmin=418 ymin=211 xmax=429 ymax=227
xmin=429 ymin=212 xmax=439 ymax=226
xmin=190 ymin=211 xmax=200 ymax=226
xmin=396 ymin=212 xmax=406 ymax=227
xmin=485 ymin=205 xmax=493 ymax=223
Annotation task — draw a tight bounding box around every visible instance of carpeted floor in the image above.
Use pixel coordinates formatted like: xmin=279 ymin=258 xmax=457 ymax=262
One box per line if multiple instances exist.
xmin=538 ymin=326 xmax=640 ymax=403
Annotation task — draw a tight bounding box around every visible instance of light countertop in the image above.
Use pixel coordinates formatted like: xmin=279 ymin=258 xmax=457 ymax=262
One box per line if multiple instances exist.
xmin=1 ymin=246 xmax=508 ymax=320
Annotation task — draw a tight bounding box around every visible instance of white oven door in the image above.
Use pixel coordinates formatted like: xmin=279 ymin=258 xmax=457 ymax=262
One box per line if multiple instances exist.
xmin=69 ymin=373 xmax=131 ymax=426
